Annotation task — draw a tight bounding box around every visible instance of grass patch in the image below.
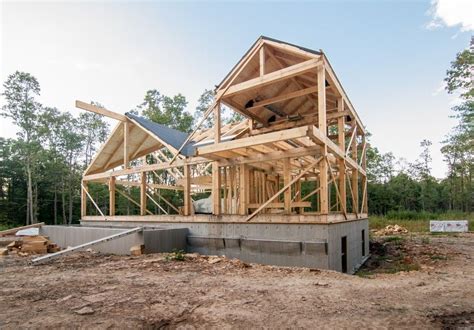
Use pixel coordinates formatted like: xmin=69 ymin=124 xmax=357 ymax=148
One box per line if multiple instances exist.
xmin=165 ymin=249 xmax=186 ymax=261
xmin=384 ymin=236 xmax=405 ymax=243
xmin=369 ymin=212 xmax=474 ymax=233
xmin=430 ymin=255 xmax=448 ymax=261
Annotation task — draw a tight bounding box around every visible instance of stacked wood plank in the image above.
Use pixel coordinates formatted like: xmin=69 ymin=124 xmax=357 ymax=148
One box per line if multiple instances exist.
xmin=2 ymin=235 xmax=60 ymax=256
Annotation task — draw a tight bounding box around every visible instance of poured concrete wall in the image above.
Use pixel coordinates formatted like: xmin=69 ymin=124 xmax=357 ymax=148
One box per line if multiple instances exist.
xmin=40 ymin=226 xmax=187 ymax=255
xmin=326 ymin=220 xmax=369 ymax=273
xmin=40 ymin=226 xmax=143 ymax=255
xmin=80 ymin=219 xmax=369 ymax=272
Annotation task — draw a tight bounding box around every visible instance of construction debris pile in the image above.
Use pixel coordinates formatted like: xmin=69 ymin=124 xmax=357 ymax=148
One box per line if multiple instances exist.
xmin=374 ymin=224 xmax=409 ymax=236
xmin=1 ymin=235 xmax=60 ymax=257
xmin=0 ymin=223 xmax=60 ymax=257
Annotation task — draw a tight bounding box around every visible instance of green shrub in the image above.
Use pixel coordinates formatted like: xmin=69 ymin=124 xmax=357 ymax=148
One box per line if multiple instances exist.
xmin=165 ymin=249 xmax=186 ymax=261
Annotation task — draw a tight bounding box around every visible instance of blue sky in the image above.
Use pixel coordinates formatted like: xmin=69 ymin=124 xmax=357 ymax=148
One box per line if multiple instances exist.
xmin=1 ymin=0 xmax=472 ymax=178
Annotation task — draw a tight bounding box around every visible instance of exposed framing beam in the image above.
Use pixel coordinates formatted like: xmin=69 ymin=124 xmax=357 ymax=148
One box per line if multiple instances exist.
xmin=76 ymin=100 xmax=127 ymax=121
xmin=222 ymin=58 xmax=322 ymax=98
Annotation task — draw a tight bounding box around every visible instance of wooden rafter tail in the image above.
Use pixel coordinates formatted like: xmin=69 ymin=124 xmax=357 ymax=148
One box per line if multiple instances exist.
xmin=245 ymin=156 xmax=323 ymax=222
xmin=75 ymin=100 xmax=127 ymax=121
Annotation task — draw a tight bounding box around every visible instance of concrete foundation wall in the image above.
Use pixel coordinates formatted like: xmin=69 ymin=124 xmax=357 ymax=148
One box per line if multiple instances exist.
xmin=40 ymin=226 xmax=144 ymax=255
xmin=326 ymin=220 xmax=369 ymax=273
xmin=79 ymin=219 xmax=369 ymax=272
xmin=40 ymin=226 xmax=188 ymax=255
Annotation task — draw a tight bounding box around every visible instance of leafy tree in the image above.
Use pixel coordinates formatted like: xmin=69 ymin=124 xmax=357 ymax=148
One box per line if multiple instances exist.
xmin=78 ymin=102 xmax=110 ymax=166
xmin=441 ymin=38 xmax=473 ymax=212
xmin=194 ymin=88 xmax=245 ymax=129
xmin=137 ymin=90 xmax=194 ymax=132
xmin=1 ymin=71 xmax=43 ymax=224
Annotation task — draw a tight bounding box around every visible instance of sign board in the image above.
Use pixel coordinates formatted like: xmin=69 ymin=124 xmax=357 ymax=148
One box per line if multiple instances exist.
xmin=430 ymin=220 xmax=468 ymax=233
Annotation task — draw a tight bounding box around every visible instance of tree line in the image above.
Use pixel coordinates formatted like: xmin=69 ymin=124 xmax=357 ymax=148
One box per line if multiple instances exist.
xmin=0 ymin=41 xmax=472 ymax=227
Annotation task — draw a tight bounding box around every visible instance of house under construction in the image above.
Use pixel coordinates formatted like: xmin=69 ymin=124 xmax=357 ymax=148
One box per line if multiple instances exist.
xmin=75 ymin=36 xmax=369 ymax=273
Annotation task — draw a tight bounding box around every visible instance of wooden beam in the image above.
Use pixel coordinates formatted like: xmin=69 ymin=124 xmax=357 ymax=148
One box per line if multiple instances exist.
xmin=116 ymin=188 xmax=153 ymax=215
xmin=245 ymin=157 xmax=323 ymax=222
xmin=283 ymin=158 xmax=291 ymax=213
xmin=214 ymin=102 xmax=221 ymax=144
xmin=81 ymin=180 xmax=87 ymax=218
xmin=259 ymin=45 xmax=265 ymax=76
xmin=171 ymin=42 xmax=264 ymax=165
xmin=326 ymin=157 xmax=347 ymax=219
xmin=123 ymin=120 xmax=130 ymax=169
xmin=246 ymin=86 xmax=318 ymax=112
xmin=146 ymin=192 xmax=168 ymax=215
xmin=76 ymin=100 xmax=127 ymax=121
xmin=212 ymin=162 xmax=221 ymax=215
xmin=248 ymin=202 xmax=311 ymax=209
xmin=223 ymin=58 xmax=322 ymax=98
xmin=81 ymin=182 xmax=105 ymax=217
xmin=197 ymin=125 xmax=309 ymax=156
xmin=337 ymin=98 xmax=346 ymax=214
xmin=351 ymin=122 xmax=359 ymax=215
xmin=140 ymin=172 xmax=147 ymax=216
xmin=322 ymin=56 xmax=366 ymax=134
xmin=109 ymin=177 xmax=116 ymax=216
xmin=317 ymin=65 xmax=328 ymax=215
xmin=239 ymin=164 xmax=249 ymax=215
xmin=83 ymin=156 xmax=209 ymax=181
xmin=147 ymin=185 xmax=180 ymax=214
xmin=183 ymin=164 xmax=191 ymax=216
xmin=0 ymin=222 xmax=44 ymax=237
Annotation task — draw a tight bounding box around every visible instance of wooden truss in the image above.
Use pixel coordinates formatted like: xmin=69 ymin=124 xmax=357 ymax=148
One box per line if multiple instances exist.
xmin=79 ymin=36 xmax=368 ymax=224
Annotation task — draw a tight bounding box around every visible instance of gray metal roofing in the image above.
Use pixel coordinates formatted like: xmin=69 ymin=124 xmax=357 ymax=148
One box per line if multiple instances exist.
xmin=125 ymin=112 xmax=196 ymax=157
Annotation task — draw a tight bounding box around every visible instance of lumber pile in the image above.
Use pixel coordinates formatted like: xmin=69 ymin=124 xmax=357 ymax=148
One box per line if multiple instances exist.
xmin=374 ymin=224 xmax=409 ymax=236
xmin=2 ymin=235 xmax=60 ymax=256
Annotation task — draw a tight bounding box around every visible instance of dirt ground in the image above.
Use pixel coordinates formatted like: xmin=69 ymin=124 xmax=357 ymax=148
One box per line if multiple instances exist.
xmin=0 ymin=233 xmax=473 ymax=329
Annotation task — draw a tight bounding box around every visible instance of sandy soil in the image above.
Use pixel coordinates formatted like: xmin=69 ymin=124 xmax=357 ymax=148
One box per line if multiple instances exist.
xmin=0 ymin=233 xmax=473 ymax=329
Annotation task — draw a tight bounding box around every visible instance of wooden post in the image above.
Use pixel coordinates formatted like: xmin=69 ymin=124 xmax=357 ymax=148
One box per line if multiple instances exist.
xmin=361 ymin=134 xmax=368 ymax=214
xmin=318 ymin=65 xmax=329 ymax=214
xmin=183 ymin=165 xmax=191 ymax=216
xmin=81 ymin=180 xmax=87 ymax=218
xmin=337 ymin=97 xmax=346 ymax=214
xmin=124 ymin=120 xmax=129 ymax=169
xmin=140 ymin=171 xmax=146 ymax=216
xmin=223 ymin=167 xmax=228 ymax=214
xmin=214 ymin=102 xmax=221 ymax=143
xmin=351 ymin=122 xmax=359 ymax=214
xmin=295 ymin=178 xmax=302 ymax=213
xmin=259 ymin=46 xmax=265 ymax=76
xmin=109 ymin=177 xmax=116 ymax=216
xmin=212 ymin=162 xmax=221 ymax=215
xmin=283 ymin=158 xmax=291 ymax=213
xmin=239 ymin=164 xmax=248 ymax=215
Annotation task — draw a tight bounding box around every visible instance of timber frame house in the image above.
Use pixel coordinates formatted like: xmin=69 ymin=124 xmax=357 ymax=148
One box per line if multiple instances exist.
xmin=79 ymin=36 xmax=368 ymax=224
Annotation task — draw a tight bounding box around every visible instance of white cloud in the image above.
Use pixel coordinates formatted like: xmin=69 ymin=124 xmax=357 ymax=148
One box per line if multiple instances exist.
xmin=426 ymin=0 xmax=474 ymax=31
